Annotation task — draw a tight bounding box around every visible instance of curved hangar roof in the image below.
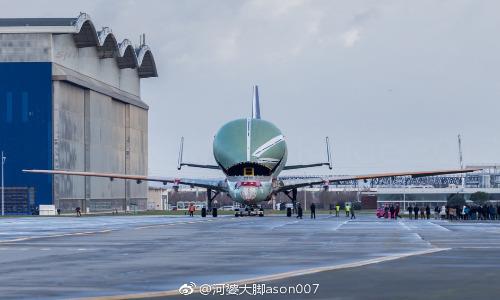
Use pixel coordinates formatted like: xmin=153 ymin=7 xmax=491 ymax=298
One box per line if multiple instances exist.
xmin=0 ymin=12 xmax=157 ymax=78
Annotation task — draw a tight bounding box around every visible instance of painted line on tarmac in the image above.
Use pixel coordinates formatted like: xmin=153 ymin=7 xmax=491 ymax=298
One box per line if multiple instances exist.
xmin=75 ymin=247 xmax=450 ymax=300
xmin=460 ymin=246 xmax=500 ymax=249
xmin=332 ymin=220 xmax=349 ymax=231
xmin=0 ymin=218 xmax=221 ymax=243
xmin=0 ymin=229 xmax=114 ymax=244
xmin=133 ymin=219 xmax=216 ymax=230
xmin=427 ymin=221 xmax=451 ymax=232
xmin=398 ymin=221 xmax=411 ymax=231
xmin=270 ymin=220 xmax=299 ymax=230
xmin=412 ymin=233 xmax=433 ymax=247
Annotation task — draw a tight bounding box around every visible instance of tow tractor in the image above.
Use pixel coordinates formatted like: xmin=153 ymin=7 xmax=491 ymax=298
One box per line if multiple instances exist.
xmin=234 ymin=206 xmax=264 ymax=217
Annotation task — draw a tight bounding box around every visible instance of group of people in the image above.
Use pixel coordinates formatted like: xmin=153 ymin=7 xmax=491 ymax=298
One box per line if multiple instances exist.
xmin=402 ymin=204 xmax=500 ymax=221
xmin=296 ymin=203 xmax=318 ymax=219
xmin=295 ymin=202 xmax=356 ymax=219
xmin=329 ymin=203 xmax=356 ymax=219
xmin=406 ymin=204 xmax=431 ymax=220
xmin=434 ymin=204 xmax=500 ymax=221
xmin=380 ymin=204 xmax=402 ymax=219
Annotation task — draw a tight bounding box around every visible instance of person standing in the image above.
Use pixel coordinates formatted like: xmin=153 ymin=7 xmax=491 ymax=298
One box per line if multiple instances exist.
xmin=440 ymin=205 xmax=446 ymax=219
xmin=425 ymin=205 xmax=431 ymax=220
xmin=188 ymin=204 xmax=195 ymax=217
xmin=296 ymin=203 xmax=303 ymax=219
xmin=408 ymin=204 xmax=413 ymax=220
xmin=310 ymin=203 xmax=316 ymax=219
xmin=75 ymin=207 xmax=81 ymax=217
xmin=463 ymin=205 xmax=469 ymax=220
xmin=414 ymin=206 xmax=419 ymax=220
xmin=434 ymin=206 xmax=439 ymax=219
xmin=384 ymin=205 xmax=389 ymax=219
xmin=489 ymin=205 xmax=496 ymax=221
xmin=350 ymin=206 xmax=356 ymax=219
xmin=420 ymin=206 xmax=425 ymax=220
xmin=335 ymin=203 xmax=340 ymax=217
xmin=482 ymin=205 xmax=488 ymax=220
xmin=395 ymin=204 xmax=400 ymax=220
xmin=389 ymin=205 xmax=395 ymax=219
xmin=345 ymin=204 xmax=350 ymax=217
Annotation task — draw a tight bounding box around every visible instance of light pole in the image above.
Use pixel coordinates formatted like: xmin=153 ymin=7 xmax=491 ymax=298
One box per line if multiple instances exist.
xmin=1 ymin=151 xmax=6 ymax=216
xmin=304 ymin=188 xmax=307 ymax=212
xmin=403 ymin=186 xmax=406 ymax=212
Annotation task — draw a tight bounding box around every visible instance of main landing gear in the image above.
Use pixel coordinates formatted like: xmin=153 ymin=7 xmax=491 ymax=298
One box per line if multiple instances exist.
xmin=283 ymin=188 xmax=298 ymax=216
xmin=207 ymin=188 xmax=219 ymax=217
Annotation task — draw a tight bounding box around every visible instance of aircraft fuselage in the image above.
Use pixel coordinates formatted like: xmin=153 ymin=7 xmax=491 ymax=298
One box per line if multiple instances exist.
xmin=213 ymin=118 xmax=286 ymax=205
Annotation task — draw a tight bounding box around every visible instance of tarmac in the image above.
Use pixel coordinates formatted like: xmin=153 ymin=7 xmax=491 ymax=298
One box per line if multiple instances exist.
xmin=0 ymin=214 xmax=500 ymax=299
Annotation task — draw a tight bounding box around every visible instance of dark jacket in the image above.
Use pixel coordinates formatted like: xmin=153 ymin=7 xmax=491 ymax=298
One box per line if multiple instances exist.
xmin=297 ymin=205 xmax=303 ymax=216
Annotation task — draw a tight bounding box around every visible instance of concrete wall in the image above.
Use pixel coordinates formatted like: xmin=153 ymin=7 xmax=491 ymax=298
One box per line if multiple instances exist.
xmin=52 ymin=82 xmax=148 ymax=212
xmin=147 ymin=188 xmax=164 ymax=210
xmin=126 ymin=105 xmax=148 ymax=210
xmin=0 ymin=33 xmax=51 ymax=62
xmin=53 ymin=81 xmax=85 ymax=210
xmin=52 ymin=34 xmax=140 ymax=96
xmin=87 ymin=90 xmax=127 ymax=211
xmin=0 ymin=33 xmax=142 ymax=96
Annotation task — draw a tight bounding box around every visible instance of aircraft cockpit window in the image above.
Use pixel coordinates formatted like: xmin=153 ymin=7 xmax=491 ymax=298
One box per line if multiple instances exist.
xmin=244 ymin=167 xmax=254 ymax=176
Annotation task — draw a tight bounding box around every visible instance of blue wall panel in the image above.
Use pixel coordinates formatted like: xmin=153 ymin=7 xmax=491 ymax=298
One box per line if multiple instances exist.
xmin=0 ymin=62 xmax=52 ymax=211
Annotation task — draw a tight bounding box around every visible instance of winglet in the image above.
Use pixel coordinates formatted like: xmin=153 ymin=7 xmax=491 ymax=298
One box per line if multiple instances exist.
xmin=326 ymin=136 xmax=333 ymax=170
xmin=177 ymin=136 xmax=184 ymax=170
xmin=252 ymin=85 xmax=261 ymax=119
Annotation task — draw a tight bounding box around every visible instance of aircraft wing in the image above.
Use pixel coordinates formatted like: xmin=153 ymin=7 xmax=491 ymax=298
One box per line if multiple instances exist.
xmin=23 ymin=169 xmax=227 ymax=192
xmin=283 ymin=163 xmax=331 ymax=170
xmin=276 ymin=167 xmax=481 ymax=193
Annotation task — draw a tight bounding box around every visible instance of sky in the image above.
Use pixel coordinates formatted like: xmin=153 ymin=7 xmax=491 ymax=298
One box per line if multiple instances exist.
xmin=2 ymin=0 xmax=500 ymax=178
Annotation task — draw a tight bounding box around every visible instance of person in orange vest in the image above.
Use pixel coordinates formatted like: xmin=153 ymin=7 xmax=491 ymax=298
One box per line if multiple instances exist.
xmin=188 ymin=204 xmax=195 ymax=217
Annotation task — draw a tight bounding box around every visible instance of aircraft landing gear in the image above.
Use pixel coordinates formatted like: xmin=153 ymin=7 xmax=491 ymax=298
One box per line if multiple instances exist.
xmin=207 ymin=188 xmax=219 ymax=217
xmin=283 ymin=188 xmax=298 ymax=216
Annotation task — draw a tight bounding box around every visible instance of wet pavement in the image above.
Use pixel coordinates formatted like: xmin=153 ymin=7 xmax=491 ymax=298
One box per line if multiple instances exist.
xmin=0 ymin=215 xmax=499 ymax=299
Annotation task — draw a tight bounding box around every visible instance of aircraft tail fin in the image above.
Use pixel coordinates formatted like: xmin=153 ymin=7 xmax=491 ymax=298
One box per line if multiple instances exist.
xmin=252 ymin=85 xmax=261 ymax=119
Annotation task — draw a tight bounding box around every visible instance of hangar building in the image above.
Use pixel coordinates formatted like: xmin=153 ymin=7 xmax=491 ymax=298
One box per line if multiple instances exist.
xmin=0 ymin=13 xmax=157 ymax=213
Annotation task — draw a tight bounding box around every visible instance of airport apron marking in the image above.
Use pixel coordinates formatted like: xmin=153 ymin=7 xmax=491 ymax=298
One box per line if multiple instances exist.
xmin=76 ymin=247 xmax=450 ymax=300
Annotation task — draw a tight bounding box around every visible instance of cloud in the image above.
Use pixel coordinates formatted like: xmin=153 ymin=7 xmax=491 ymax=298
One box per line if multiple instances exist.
xmin=213 ymin=29 xmax=240 ymax=62
xmin=3 ymin=1 xmax=500 ymax=176
xmin=340 ymin=28 xmax=361 ymax=47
